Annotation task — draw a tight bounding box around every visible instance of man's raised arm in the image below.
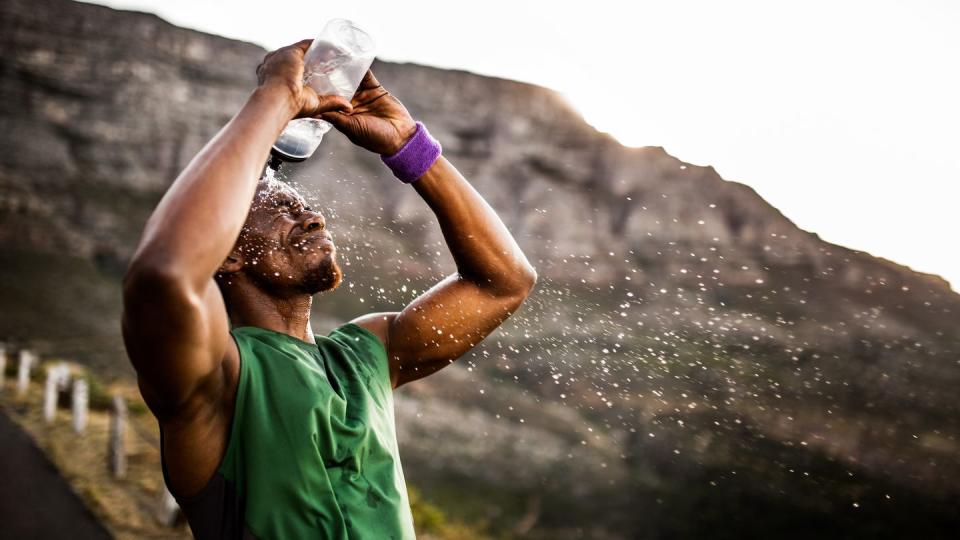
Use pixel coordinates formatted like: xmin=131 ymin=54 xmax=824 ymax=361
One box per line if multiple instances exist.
xmin=122 ymin=41 xmax=351 ymax=417
xmin=322 ymin=71 xmax=537 ymax=387
xmin=386 ymin=154 xmax=538 ymax=385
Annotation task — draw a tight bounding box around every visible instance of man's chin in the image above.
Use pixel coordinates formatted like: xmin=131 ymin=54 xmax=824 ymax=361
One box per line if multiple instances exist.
xmin=304 ymin=260 xmax=343 ymax=295
xmin=322 ymin=270 xmax=343 ymax=293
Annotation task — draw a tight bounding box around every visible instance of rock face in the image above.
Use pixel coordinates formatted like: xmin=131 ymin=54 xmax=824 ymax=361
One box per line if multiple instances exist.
xmin=2 ymin=1 xmax=959 ymax=538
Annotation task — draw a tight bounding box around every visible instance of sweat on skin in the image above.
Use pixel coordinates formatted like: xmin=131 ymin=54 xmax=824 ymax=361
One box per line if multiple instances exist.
xmin=121 ymin=39 xmax=536 ymax=538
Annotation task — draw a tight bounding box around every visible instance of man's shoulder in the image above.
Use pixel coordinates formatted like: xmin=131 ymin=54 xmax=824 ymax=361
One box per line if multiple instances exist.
xmin=343 ymin=312 xmax=399 ymax=389
xmin=344 ymin=312 xmax=398 ymax=351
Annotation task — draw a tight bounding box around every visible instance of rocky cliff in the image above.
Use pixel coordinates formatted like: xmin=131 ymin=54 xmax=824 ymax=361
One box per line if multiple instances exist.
xmin=2 ymin=1 xmax=958 ymax=538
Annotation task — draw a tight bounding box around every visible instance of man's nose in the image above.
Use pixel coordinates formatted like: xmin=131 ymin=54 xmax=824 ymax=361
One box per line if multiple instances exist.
xmin=302 ymin=213 xmax=325 ymax=232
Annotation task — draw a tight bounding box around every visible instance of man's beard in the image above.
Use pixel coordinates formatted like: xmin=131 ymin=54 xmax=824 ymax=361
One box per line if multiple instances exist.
xmin=301 ymin=255 xmax=343 ymax=295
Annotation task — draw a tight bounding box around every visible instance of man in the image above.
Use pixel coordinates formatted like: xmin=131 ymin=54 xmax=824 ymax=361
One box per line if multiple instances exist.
xmin=121 ymin=40 xmax=536 ymax=539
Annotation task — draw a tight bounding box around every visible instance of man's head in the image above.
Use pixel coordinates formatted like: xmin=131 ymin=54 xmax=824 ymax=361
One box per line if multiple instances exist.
xmin=215 ymin=178 xmax=342 ymax=299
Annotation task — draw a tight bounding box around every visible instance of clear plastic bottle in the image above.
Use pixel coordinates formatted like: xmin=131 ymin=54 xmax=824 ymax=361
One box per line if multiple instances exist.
xmin=271 ymin=19 xmax=376 ymax=162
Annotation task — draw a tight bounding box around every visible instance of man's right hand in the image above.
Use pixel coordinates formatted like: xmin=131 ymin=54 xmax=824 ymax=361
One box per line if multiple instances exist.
xmin=256 ymin=39 xmax=353 ymax=119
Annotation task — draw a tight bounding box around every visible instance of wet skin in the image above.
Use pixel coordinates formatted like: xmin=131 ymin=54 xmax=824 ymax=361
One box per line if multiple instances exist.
xmin=223 ymin=180 xmax=342 ymax=297
xmin=122 ymin=41 xmax=537 ymax=497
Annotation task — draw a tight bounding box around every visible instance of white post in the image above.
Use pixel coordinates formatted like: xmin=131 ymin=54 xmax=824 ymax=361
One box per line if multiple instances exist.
xmin=156 ymin=485 xmax=181 ymax=526
xmin=0 ymin=343 xmax=6 ymax=389
xmin=72 ymin=378 xmax=89 ymax=433
xmin=56 ymin=362 xmax=70 ymax=391
xmin=17 ymin=350 xmax=33 ymax=396
xmin=43 ymin=366 xmax=60 ymax=423
xmin=109 ymin=395 xmax=127 ymax=478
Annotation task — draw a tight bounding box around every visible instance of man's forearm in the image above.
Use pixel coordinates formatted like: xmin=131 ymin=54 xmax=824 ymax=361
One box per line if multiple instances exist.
xmin=128 ymin=86 xmax=295 ymax=288
xmin=412 ymin=156 xmax=537 ymax=295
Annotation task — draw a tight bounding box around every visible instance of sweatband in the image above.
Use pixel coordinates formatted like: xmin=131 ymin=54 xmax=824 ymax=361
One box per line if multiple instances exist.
xmin=380 ymin=121 xmax=442 ymax=183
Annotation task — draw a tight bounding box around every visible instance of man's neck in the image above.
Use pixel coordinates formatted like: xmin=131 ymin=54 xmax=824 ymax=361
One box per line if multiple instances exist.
xmin=224 ymin=282 xmax=315 ymax=344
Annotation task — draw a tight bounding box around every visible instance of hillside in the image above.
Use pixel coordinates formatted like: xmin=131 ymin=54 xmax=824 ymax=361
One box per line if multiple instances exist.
xmin=1 ymin=0 xmax=958 ymax=537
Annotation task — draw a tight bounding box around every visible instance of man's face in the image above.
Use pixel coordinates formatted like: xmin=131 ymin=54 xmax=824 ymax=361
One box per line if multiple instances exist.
xmin=229 ymin=179 xmax=342 ymax=295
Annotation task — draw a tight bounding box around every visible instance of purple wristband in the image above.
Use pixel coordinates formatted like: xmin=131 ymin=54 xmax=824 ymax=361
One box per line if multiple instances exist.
xmin=381 ymin=121 xmax=442 ymax=183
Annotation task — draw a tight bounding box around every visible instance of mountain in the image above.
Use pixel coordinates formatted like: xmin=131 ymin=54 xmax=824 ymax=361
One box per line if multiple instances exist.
xmin=2 ymin=0 xmax=958 ymax=537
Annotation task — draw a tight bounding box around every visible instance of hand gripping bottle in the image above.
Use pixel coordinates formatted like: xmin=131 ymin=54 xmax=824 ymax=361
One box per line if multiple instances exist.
xmin=270 ymin=19 xmax=376 ymax=162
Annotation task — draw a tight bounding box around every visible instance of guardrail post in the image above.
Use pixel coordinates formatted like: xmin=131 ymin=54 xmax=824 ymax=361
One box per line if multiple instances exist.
xmin=72 ymin=378 xmax=89 ymax=433
xmin=108 ymin=395 xmax=127 ymax=478
xmin=17 ymin=350 xmax=34 ymax=396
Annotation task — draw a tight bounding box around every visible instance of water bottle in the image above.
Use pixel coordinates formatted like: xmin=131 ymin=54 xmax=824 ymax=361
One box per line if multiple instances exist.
xmin=271 ymin=19 xmax=376 ymax=162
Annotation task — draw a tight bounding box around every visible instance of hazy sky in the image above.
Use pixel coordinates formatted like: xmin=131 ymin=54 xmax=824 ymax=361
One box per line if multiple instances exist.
xmin=85 ymin=0 xmax=960 ymax=290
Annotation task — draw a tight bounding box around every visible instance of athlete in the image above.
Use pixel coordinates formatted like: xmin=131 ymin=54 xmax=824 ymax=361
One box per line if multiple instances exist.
xmin=121 ymin=40 xmax=536 ymax=539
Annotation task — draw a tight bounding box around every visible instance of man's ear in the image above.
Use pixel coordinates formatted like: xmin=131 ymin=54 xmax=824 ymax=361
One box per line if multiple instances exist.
xmin=218 ymin=250 xmax=244 ymax=275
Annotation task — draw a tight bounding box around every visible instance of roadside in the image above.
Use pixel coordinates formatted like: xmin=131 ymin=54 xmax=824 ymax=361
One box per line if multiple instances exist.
xmin=0 ymin=369 xmax=191 ymax=540
xmin=0 ymin=406 xmax=112 ymax=539
xmin=0 ymin=356 xmax=489 ymax=540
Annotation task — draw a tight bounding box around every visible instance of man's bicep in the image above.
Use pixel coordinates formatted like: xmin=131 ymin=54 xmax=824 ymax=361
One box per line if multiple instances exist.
xmin=386 ymin=273 xmax=526 ymax=387
xmin=122 ymin=276 xmax=232 ymax=418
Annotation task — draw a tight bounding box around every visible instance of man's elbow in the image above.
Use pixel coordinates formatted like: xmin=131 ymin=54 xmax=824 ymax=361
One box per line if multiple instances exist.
xmin=520 ymin=264 xmax=538 ymax=292
xmin=470 ymin=262 xmax=538 ymax=299
xmin=508 ymin=263 xmax=538 ymax=299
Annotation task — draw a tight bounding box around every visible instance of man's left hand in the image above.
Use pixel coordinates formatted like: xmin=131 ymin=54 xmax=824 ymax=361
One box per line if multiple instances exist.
xmin=319 ymin=70 xmax=417 ymax=155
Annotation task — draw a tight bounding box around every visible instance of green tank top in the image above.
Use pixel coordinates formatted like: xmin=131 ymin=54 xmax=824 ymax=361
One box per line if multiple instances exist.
xmin=164 ymin=323 xmax=416 ymax=539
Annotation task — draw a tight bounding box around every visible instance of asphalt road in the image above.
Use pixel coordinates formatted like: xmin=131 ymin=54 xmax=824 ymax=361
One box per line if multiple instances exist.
xmin=0 ymin=407 xmax=112 ymax=539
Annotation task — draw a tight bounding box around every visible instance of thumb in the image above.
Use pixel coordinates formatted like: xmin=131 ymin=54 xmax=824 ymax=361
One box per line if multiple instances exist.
xmin=308 ymin=95 xmax=353 ymax=116
xmin=302 ymin=93 xmax=352 ymax=117
xmin=319 ymin=110 xmax=355 ymax=131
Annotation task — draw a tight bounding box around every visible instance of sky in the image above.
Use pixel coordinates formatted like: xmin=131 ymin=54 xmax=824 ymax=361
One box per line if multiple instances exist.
xmin=85 ymin=0 xmax=960 ymax=290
